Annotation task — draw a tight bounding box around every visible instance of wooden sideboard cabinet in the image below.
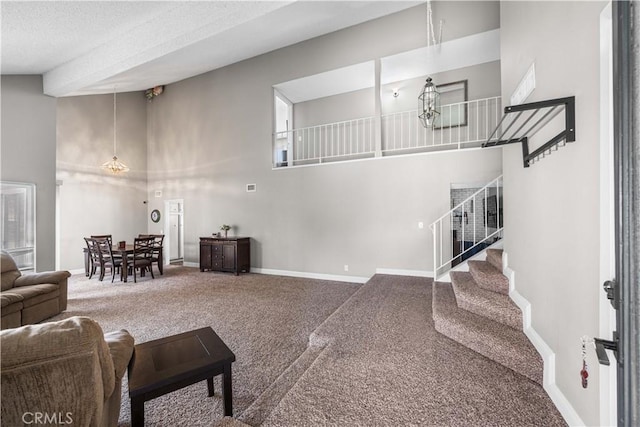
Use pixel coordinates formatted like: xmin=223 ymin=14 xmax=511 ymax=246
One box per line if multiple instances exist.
xmin=200 ymin=237 xmax=250 ymax=275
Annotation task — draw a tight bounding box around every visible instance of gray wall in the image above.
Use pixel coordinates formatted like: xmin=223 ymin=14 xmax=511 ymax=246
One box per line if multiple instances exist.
xmin=7 ymin=1 xmax=501 ymax=276
xmin=1 ymin=75 xmax=57 ymax=271
xmin=294 ymin=60 xmax=502 ymax=129
xmin=294 ymin=88 xmax=375 ymax=129
xmin=57 ymin=92 xmax=148 ymax=270
xmin=500 ymin=1 xmax=607 ymax=424
xmin=381 ymin=61 xmax=502 ymax=115
xmin=143 ymin=2 xmax=502 ymax=277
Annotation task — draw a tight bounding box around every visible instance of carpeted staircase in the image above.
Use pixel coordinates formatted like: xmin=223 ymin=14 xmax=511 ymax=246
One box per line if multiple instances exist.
xmin=432 ymin=248 xmax=544 ymax=384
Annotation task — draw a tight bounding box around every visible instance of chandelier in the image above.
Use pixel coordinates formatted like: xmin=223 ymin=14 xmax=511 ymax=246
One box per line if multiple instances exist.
xmin=418 ymin=77 xmax=440 ymax=128
xmin=101 ymin=90 xmax=129 ymax=174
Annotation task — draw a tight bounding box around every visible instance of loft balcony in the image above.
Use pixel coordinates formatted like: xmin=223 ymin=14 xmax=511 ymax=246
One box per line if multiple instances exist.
xmin=273 ymin=96 xmax=502 ymax=168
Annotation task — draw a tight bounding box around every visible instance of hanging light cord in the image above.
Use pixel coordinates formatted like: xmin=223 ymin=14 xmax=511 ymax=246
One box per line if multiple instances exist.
xmin=101 ymin=88 xmax=129 ymax=173
xmin=426 ymin=0 xmax=443 ymax=48
xmin=113 ymin=90 xmax=117 ymax=157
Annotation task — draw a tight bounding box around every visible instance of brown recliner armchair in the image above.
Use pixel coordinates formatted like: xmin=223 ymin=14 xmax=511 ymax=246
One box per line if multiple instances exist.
xmin=1 ymin=316 xmax=134 ymax=427
xmin=1 ymin=250 xmax=70 ymax=329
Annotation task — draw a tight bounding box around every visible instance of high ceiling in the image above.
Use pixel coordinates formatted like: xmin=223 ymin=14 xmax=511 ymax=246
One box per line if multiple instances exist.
xmin=1 ymin=1 xmax=422 ymax=97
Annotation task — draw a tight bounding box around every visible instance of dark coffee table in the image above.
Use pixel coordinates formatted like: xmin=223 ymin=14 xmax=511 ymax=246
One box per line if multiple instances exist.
xmin=128 ymin=327 xmax=236 ymax=426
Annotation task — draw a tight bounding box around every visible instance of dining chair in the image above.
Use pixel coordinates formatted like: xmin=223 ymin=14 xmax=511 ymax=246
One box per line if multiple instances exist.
xmin=131 ymin=237 xmax=155 ymax=283
xmin=87 ymin=235 xmax=112 ymax=277
xmin=139 ymin=234 xmax=165 ymax=275
xmin=91 ymin=234 xmax=122 ymax=259
xmin=84 ymin=237 xmax=101 ymax=280
xmin=91 ymin=234 xmax=112 ymax=245
xmin=85 ymin=237 xmax=122 ymax=282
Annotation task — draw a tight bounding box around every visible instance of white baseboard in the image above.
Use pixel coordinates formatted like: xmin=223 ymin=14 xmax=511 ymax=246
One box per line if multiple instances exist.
xmin=375 ymin=268 xmax=433 ymax=278
xmin=251 ymin=268 xmax=368 ymax=284
xmin=504 ymin=255 xmax=585 ymax=426
xmin=69 ymin=268 xmax=85 ymax=275
xmin=182 ymin=262 xmax=199 ymax=268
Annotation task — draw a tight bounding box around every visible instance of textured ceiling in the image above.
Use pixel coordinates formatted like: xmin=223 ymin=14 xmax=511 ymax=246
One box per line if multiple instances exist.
xmin=1 ymin=1 xmax=422 ymax=97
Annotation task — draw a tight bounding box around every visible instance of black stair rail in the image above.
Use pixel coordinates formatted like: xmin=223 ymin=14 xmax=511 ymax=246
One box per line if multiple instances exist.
xmin=482 ymin=96 xmax=576 ymax=167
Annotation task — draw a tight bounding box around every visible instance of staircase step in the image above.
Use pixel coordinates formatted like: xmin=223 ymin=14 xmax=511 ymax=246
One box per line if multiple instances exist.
xmin=432 ymin=282 xmax=543 ymax=384
xmin=450 ymin=271 xmax=522 ymax=330
xmin=468 ymin=260 xmax=509 ymax=295
xmin=486 ymin=248 xmax=503 ymax=272
xmin=212 ymin=417 xmax=252 ymax=427
xmin=239 ymin=343 xmax=326 ymax=425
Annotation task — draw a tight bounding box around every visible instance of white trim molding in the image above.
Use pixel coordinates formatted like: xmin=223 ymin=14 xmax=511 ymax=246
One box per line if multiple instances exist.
xmin=503 ymin=253 xmax=585 ymax=426
xmin=375 ymin=268 xmax=433 ymax=278
xmin=251 ymin=267 xmax=367 ymax=284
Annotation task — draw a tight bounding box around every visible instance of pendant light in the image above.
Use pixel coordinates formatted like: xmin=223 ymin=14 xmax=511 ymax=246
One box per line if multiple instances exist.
xmin=419 ymin=77 xmax=440 ymax=128
xmin=418 ymin=0 xmax=442 ymax=129
xmin=101 ymin=89 xmax=129 ymax=174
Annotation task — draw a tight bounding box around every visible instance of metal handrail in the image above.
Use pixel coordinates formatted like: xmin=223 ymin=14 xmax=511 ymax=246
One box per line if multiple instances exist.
xmin=381 ymin=96 xmax=502 ymax=153
xmin=430 ymin=175 xmax=503 ymax=279
xmin=274 ymin=115 xmax=377 ymax=135
xmin=273 ymin=96 xmax=502 ymax=168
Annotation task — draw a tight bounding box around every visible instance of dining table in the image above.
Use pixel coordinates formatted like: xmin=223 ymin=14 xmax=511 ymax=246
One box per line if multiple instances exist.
xmin=83 ymin=244 xmax=152 ymax=283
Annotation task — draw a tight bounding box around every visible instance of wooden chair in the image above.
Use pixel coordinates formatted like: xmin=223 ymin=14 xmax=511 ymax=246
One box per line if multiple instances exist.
xmin=91 ymin=235 xmax=122 ymax=258
xmin=131 ymin=237 xmax=155 ymax=283
xmin=85 ymin=237 xmax=122 ymax=282
xmin=84 ymin=237 xmax=101 ymax=279
xmin=91 ymin=234 xmax=113 ymax=245
xmin=90 ymin=235 xmax=123 ymax=271
xmin=139 ymin=234 xmax=164 ymax=275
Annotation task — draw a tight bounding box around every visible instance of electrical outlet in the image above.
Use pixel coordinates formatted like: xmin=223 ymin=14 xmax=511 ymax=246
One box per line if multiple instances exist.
xmin=344 ymin=265 xmax=349 ymax=272
xmin=418 ymin=221 xmax=424 ymax=229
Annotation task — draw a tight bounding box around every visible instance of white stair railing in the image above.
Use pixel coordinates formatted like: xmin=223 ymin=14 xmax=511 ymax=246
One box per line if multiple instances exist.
xmin=430 ymin=175 xmax=503 ymax=279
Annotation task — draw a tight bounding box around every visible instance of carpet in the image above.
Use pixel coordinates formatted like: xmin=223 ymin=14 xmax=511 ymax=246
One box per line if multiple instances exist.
xmin=53 ymin=268 xmax=566 ymax=426
xmin=258 ymin=275 xmax=566 ymax=427
xmin=51 ymin=266 xmax=360 ymax=426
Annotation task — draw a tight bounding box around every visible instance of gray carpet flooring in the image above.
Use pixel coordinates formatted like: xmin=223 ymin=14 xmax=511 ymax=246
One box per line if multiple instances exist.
xmin=52 ymin=266 xmax=359 ymax=426
xmin=54 ymin=267 xmax=565 ymax=426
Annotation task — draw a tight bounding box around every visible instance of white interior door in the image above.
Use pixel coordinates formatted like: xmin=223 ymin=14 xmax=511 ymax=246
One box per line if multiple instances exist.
xmin=163 ymin=199 xmax=184 ymax=264
xmin=169 ymin=213 xmax=181 ymax=260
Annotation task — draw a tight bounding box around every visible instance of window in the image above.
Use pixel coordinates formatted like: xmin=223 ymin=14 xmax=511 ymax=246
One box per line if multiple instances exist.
xmin=1 ymin=182 xmax=36 ymax=271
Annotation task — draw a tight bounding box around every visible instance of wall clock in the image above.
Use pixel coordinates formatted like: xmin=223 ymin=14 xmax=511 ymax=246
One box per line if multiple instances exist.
xmin=151 ymin=209 xmax=161 ymax=223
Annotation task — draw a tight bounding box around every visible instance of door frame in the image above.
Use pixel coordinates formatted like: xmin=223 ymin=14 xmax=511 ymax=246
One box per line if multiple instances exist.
xmin=163 ymin=199 xmax=184 ymax=265
xmin=612 ymin=1 xmax=639 ymax=425
xmin=599 ymin=4 xmax=616 ymax=425
xmin=273 ymin=89 xmax=293 ymax=167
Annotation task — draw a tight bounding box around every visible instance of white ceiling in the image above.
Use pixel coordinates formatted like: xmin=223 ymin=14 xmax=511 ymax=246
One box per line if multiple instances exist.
xmin=1 ymin=1 xmax=422 ymax=97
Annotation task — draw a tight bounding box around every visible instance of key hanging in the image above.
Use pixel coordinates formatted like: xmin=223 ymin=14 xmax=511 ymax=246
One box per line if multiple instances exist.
xmin=580 ymin=336 xmax=589 ymax=388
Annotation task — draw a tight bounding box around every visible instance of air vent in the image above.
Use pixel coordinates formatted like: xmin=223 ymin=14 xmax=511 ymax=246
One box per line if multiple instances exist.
xmin=246 ymin=184 xmax=257 ymax=192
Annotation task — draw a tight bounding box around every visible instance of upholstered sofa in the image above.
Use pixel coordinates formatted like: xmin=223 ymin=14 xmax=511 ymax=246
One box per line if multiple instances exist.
xmin=1 ymin=250 xmax=70 ymax=329
xmin=1 ymin=316 xmax=134 ymax=427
